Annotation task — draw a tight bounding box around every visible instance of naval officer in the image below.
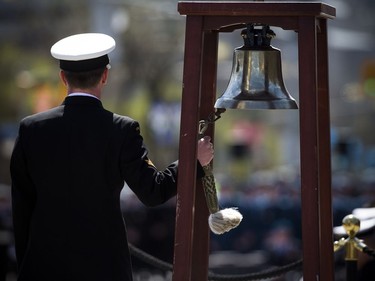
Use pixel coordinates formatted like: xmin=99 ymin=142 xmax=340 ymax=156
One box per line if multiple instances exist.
xmin=10 ymin=33 xmax=214 ymax=281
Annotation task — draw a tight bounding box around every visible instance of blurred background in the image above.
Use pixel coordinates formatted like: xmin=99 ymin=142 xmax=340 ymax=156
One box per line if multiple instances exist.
xmin=0 ymin=0 xmax=374 ymax=280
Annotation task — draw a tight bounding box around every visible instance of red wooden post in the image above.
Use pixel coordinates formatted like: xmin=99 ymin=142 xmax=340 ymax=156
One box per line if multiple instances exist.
xmin=316 ymin=18 xmax=334 ymax=279
xmin=174 ymin=2 xmax=336 ymax=281
xmin=298 ymin=16 xmax=325 ymax=279
xmin=191 ymin=30 xmax=219 ymax=281
xmin=172 ymin=15 xmax=204 ymax=281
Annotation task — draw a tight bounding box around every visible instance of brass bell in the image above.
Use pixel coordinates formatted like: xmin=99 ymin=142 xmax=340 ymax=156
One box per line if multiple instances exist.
xmin=215 ymin=25 xmax=298 ymax=110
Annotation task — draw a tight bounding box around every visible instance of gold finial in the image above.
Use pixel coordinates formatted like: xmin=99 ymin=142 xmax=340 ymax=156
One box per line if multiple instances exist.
xmin=342 ymin=214 xmax=361 ymax=238
xmin=334 ymin=214 xmax=367 ymax=261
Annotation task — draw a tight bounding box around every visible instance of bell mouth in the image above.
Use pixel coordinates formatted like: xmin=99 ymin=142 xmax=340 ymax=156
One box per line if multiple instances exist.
xmin=215 ymin=96 xmax=298 ymax=110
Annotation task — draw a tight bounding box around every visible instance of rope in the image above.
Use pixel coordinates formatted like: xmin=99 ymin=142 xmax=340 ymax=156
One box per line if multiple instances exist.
xmin=129 ymin=241 xmax=375 ymax=279
xmin=128 ymin=243 xmax=302 ymax=281
xmin=207 ymin=259 xmax=303 ymax=281
xmin=363 ymin=246 xmax=375 ymax=258
xmin=128 ymin=243 xmax=173 ymax=272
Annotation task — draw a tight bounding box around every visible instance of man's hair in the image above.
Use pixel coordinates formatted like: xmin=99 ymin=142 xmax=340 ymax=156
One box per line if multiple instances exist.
xmin=63 ymin=67 xmax=106 ymax=89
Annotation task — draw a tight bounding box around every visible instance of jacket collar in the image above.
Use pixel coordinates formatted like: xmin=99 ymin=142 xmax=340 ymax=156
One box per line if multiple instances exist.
xmin=62 ymin=95 xmax=103 ymax=108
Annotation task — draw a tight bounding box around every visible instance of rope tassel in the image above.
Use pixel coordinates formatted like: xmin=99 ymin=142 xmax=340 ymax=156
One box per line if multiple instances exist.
xmin=202 ymin=164 xmax=243 ymax=234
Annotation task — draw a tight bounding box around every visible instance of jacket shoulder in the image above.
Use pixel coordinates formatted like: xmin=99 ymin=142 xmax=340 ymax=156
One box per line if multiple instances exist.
xmin=113 ymin=113 xmax=138 ymax=128
xmin=113 ymin=113 xmax=134 ymax=123
xmin=21 ymin=106 xmax=64 ymax=126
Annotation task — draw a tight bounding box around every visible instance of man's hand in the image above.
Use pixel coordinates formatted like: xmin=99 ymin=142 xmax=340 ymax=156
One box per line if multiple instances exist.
xmin=197 ymin=136 xmax=214 ymax=167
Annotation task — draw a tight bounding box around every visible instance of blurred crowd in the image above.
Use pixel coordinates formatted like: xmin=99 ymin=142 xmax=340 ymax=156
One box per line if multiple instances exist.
xmin=0 ymin=164 xmax=374 ymax=280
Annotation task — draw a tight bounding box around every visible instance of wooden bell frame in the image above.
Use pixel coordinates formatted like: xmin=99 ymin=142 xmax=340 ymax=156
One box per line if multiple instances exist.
xmin=172 ymin=2 xmax=336 ymax=281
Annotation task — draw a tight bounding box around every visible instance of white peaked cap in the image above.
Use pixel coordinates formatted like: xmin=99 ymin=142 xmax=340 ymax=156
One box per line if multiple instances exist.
xmin=50 ymin=33 xmax=116 ymax=72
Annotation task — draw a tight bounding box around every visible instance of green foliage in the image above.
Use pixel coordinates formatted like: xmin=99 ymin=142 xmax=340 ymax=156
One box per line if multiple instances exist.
xmin=0 ymin=43 xmax=57 ymax=120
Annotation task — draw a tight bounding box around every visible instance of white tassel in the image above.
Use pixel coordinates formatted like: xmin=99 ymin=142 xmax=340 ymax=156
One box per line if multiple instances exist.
xmin=208 ymin=208 xmax=243 ymax=234
xmin=202 ymin=164 xmax=243 ymax=234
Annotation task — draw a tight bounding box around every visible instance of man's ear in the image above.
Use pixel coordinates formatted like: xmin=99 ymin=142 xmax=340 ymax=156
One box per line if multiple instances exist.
xmin=101 ymin=68 xmax=109 ymax=85
xmin=59 ymin=70 xmax=68 ymax=86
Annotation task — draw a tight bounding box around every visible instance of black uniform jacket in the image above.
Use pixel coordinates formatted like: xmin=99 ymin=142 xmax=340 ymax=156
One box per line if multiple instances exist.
xmin=10 ymin=96 xmax=200 ymax=281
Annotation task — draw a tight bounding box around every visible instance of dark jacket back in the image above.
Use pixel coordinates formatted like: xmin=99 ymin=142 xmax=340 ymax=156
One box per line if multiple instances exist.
xmin=10 ymin=96 xmax=179 ymax=281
